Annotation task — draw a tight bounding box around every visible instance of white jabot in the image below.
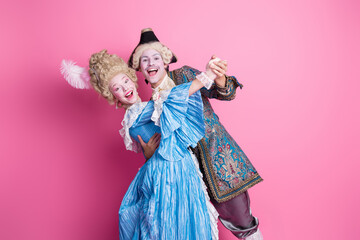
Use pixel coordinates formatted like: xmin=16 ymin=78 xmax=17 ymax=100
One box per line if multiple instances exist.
xmin=150 ymin=75 xmax=176 ymax=126
xmin=151 ymin=75 xmax=176 ymax=101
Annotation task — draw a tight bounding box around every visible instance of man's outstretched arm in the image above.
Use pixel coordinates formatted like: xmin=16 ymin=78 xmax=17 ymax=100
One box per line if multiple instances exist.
xmin=171 ymin=57 xmax=242 ymax=101
xmin=208 ymin=55 xmax=243 ymax=100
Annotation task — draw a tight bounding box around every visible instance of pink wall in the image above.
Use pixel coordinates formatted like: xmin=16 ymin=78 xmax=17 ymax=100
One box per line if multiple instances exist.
xmin=1 ymin=0 xmax=360 ymax=239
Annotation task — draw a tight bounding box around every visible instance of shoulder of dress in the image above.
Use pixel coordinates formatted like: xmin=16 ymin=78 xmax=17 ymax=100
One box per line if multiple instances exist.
xmin=123 ymin=101 xmax=148 ymax=126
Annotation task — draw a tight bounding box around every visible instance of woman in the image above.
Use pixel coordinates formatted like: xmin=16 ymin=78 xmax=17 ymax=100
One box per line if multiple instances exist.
xmin=64 ymin=49 xmax=219 ymax=239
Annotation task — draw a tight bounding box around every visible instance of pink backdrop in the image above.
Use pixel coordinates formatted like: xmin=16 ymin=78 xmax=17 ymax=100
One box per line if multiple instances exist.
xmin=1 ymin=0 xmax=360 ymax=239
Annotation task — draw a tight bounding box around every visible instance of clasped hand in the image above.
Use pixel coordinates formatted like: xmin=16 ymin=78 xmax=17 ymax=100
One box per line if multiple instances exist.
xmin=208 ymin=55 xmax=228 ymax=87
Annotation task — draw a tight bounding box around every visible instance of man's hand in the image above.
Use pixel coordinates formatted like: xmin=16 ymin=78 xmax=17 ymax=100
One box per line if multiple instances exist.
xmin=138 ymin=133 xmax=161 ymax=160
xmin=209 ymin=55 xmax=228 ymax=87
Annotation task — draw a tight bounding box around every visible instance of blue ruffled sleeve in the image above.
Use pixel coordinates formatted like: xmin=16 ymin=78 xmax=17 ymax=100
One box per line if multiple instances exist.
xmin=157 ymin=82 xmax=205 ymax=161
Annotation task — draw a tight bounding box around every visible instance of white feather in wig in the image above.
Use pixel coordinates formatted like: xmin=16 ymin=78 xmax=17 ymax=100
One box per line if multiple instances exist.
xmin=60 ymin=60 xmax=91 ymax=89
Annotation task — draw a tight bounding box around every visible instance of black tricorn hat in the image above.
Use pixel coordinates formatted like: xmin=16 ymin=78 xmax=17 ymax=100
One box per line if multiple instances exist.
xmin=128 ymin=28 xmax=177 ymax=70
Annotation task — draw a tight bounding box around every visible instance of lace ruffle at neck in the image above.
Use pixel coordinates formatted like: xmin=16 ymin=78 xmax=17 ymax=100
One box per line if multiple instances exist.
xmin=119 ymin=101 xmax=148 ymax=153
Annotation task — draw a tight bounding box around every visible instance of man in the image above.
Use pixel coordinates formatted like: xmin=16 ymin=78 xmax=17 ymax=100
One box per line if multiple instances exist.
xmin=128 ymin=28 xmax=263 ymax=240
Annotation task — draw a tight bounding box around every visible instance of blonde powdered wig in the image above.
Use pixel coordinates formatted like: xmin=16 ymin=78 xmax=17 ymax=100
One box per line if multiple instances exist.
xmin=131 ymin=42 xmax=174 ymax=70
xmin=89 ymin=50 xmax=138 ymax=106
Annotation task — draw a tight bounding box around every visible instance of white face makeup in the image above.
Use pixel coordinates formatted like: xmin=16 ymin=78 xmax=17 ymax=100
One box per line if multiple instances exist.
xmin=109 ymin=73 xmax=138 ymax=106
xmin=139 ymin=48 xmax=168 ymax=88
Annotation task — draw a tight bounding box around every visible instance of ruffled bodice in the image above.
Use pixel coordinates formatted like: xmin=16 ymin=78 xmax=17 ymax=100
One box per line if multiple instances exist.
xmin=130 ymin=82 xmax=205 ymax=162
xmin=129 ymin=101 xmax=161 ymax=144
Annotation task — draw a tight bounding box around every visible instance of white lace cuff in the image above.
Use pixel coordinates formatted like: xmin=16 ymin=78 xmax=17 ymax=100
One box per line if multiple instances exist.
xmin=196 ymin=72 xmax=215 ymax=90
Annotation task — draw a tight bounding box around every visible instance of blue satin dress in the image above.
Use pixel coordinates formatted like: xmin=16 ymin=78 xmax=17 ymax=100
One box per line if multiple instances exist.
xmin=118 ymin=83 xmax=212 ymax=240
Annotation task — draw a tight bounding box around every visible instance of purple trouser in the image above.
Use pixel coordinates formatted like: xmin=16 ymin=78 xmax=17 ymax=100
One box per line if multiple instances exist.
xmin=210 ymin=191 xmax=259 ymax=239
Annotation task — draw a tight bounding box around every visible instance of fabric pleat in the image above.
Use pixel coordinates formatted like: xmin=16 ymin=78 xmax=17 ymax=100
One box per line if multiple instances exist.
xmin=157 ymin=83 xmax=205 ymax=162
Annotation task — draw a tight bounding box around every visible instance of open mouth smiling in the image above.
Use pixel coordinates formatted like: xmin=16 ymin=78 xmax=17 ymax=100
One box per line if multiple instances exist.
xmin=125 ymin=90 xmax=133 ymax=98
xmin=147 ymin=67 xmax=158 ymax=76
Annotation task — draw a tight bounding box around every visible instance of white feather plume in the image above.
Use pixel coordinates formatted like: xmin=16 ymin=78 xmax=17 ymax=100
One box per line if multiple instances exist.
xmin=60 ymin=60 xmax=91 ymax=89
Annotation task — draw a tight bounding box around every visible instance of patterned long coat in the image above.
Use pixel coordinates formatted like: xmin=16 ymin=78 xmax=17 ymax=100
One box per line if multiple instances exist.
xmin=168 ymin=66 xmax=263 ymax=203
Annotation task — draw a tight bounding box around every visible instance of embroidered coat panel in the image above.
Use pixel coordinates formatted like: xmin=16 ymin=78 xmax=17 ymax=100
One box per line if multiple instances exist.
xmin=168 ymin=66 xmax=263 ymax=202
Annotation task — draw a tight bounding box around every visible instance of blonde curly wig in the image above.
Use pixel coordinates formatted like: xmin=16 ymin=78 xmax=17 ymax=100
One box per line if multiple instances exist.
xmin=89 ymin=50 xmax=138 ymax=106
xmin=131 ymin=42 xmax=174 ymax=70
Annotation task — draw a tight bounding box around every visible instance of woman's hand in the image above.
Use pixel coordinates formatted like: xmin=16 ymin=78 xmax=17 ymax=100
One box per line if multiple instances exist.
xmin=138 ymin=133 xmax=161 ymax=160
